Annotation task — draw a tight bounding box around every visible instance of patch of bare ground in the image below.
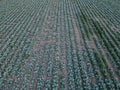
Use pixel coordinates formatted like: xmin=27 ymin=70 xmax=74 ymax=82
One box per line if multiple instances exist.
xmin=74 ymin=25 xmax=85 ymax=55
xmin=40 ymin=39 xmax=56 ymax=45
xmin=44 ymin=76 xmax=52 ymax=81
xmin=74 ymin=26 xmax=83 ymax=45
xmin=58 ymin=69 xmax=64 ymax=76
xmin=89 ymin=77 xmax=97 ymax=84
xmin=83 ymin=57 xmax=88 ymax=71
xmin=86 ymin=39 xmax=96 ymax=49
xmin=111 ymin=24 xmax=120 ymax=32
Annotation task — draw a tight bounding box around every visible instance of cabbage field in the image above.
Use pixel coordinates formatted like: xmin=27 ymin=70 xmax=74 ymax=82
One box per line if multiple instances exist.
xmin=0 ymin=0 xmax=120 ymax=90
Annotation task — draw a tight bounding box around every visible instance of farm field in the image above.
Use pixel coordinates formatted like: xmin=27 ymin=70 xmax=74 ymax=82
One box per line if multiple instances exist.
xmin=0 ymin=0 xmax=120 ymax=89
